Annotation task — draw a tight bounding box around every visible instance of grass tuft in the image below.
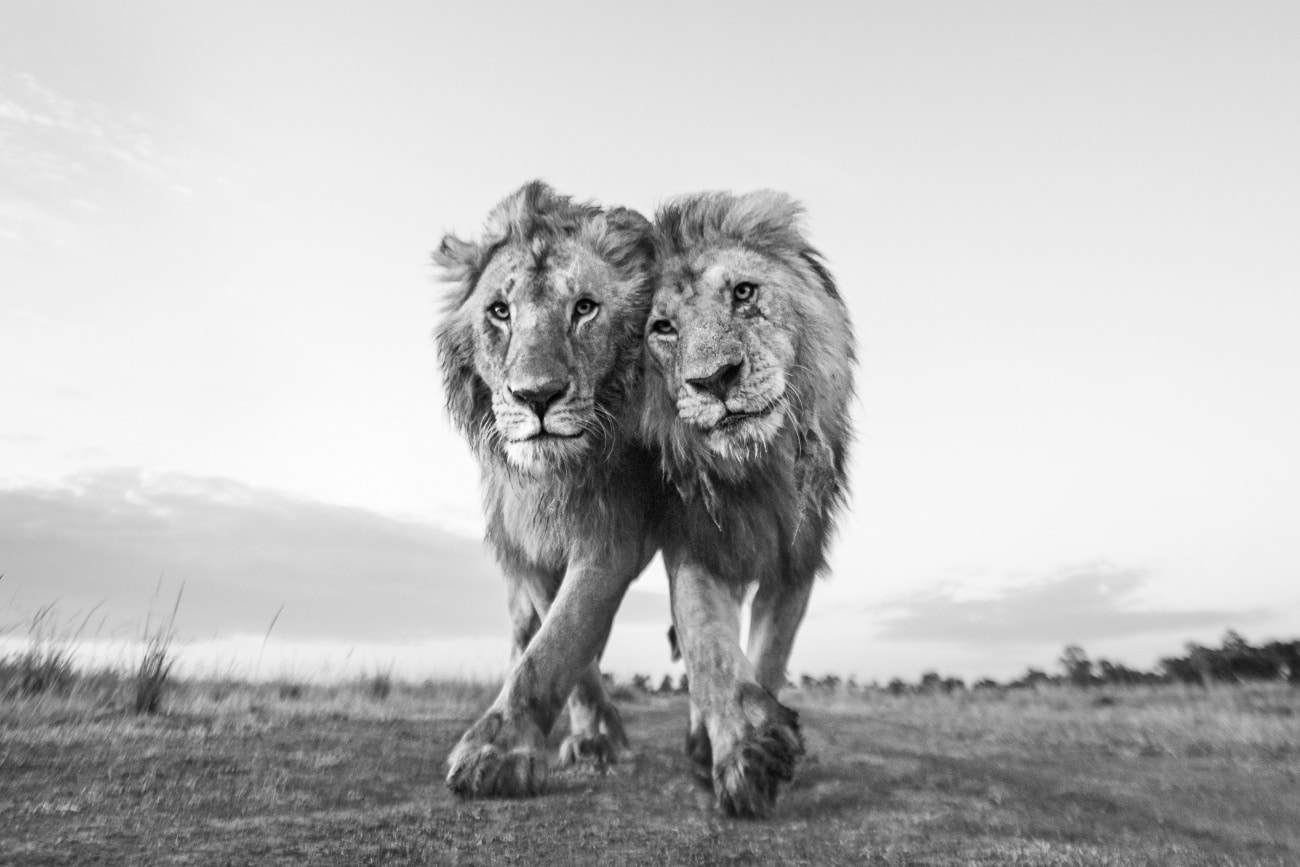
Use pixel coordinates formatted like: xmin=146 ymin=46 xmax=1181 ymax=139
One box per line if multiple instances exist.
xmin=6 ymin=645 xmax=76 ymax=697
xmin=0 ymin=602 xmax=96 ymax=698
xmin=133 ymin=582 xmax=183 ymax=715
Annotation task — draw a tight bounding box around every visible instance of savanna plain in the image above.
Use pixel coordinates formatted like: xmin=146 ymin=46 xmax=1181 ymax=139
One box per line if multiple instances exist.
xmin=3 ymin=666 xmax=1298 ymax=867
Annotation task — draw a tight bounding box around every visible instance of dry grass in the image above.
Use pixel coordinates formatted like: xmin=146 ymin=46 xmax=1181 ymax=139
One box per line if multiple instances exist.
xmin=0 ymin=674 xmax=500 ymax=728
xmin=1 ymin=677 xmax=1297 ymax=866
xmin=131 ymin=583 xmax=184 ymax=714
xmin=361 ymin=666 xmax=395 ymax=702
xmin=822 ymin=682 xmax=1300 ymax=761
xmin=0 ymin=603 xmax=98 ymax=699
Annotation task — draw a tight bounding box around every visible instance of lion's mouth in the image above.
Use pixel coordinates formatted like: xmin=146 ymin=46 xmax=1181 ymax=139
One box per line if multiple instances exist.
xmin=713 ymin=398 xmax=783 ymax=431
xmin=519 ymin=430 xmax=585 ymax=442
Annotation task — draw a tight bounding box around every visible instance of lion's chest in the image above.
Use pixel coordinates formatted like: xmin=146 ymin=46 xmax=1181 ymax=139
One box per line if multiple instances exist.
xmin=479 ymin=466 xmax=658 ymax=575
xmin=494 ymin=490 xmax=573 ymax=569
xmin=668 ymin=467 xmax=832 ymax=587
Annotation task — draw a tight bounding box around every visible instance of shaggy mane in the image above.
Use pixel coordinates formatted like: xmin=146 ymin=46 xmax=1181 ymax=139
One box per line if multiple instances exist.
xmin=435 ymin=181 xmax=655 ymax=313
xmin=433 ymin=180 xmax=661 ymax=561
xmin=434 ymin=181 xmax=601 ymax=311
xmin=646 ymin=190 xmax=855 ymax=587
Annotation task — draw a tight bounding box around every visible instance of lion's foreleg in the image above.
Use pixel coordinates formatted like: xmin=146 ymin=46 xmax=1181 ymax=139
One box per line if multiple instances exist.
xmin=668 ymin=557 xmax=750 ymax=721
xmin=666 ymin=556 xmax=752 ymax=781
xmin=507 ymin=565 xmax=626 ymax=767
xmin=746 ymin=578 xmax=813 ymax=695
xmin=669 ymin=556 xmax=804 ymax=818
xmin=446 ymin=559 xmax=633 ymax=799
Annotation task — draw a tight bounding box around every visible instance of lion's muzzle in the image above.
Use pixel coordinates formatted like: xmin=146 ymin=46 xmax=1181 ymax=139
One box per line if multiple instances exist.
xmin=509 ymin=376 xmax=570 ymax=423
xmin=685 ymin=359 xmax=744 ymax=403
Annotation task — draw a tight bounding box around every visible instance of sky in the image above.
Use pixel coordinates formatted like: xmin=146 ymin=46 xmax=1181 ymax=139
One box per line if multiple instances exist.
xmin=2 ymin=1 xmax=1298 ymax=683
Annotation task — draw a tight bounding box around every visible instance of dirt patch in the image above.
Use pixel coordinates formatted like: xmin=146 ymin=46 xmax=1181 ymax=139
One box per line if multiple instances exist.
xmin=2 ymin=690 xmax=1298 ymax=865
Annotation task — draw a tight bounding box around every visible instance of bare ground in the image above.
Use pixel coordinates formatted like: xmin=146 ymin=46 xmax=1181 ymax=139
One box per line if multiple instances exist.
xmin=2 ymin=687 xmax=1298 ymax=866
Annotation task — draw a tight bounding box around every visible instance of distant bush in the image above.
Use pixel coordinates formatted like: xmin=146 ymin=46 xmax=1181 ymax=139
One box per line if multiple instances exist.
xmin=363 ymin=668 xmax=394 ymax=701
xmin=607 ymin=681 xmax=637 ymax=702
xmin=1161 ymin=631 xmax=1300 ymax=686
xmin=278 ymin=682 xmax=305 ymax=701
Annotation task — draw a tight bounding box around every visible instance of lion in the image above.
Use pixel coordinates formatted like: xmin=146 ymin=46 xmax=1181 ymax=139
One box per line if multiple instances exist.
xmin=434 ymin=181 xmax=662 ymax=798
xmin=642 ymin=190 xmax=854 ymax=817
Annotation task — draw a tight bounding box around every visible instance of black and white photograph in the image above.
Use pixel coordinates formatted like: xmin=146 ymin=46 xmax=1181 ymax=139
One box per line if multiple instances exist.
xmin=2 ymin=2 xmax=1298 ymax=863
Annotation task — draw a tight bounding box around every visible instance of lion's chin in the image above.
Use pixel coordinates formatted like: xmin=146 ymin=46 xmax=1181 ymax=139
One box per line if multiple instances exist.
xmin=504 ymin=434 xmax=590 ymax=475
xmin=704 ymin=408 xmax=785 ymax=460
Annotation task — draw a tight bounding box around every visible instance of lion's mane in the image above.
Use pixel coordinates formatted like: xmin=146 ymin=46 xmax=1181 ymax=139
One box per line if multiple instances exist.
xmin=434 ymin=181 xmax=662 ymax=568
xmin=643 ymin=191 xmax=855 ymax=588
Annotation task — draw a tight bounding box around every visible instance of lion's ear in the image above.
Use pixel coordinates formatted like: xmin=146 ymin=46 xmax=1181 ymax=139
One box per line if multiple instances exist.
xmin=600 ymin=207 xmax=657 ymax=275
xmin=433 ymin=232 xmax=476 ymax=273
xmin=433 ymin=232 xmax=491 ymax=310
xmin=606 ymin=206 xmax=651 ymax=235
xmin=433 ymin=233 xmax=494 ymax=446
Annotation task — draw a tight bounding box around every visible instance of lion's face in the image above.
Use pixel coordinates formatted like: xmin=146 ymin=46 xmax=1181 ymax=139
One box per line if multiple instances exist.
xmin=644 ymin=246 xmax=802 ymax=460
xmin=436 ymin=184 xmax=654 ymax=478
xmin=467 ymin=242 xmax=634 ymax=473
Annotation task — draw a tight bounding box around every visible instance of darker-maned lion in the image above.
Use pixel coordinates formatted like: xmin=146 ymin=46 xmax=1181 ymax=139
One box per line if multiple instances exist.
xmin=434 ymin=181 xmax=662 ymax=798
xmin=642 ymin=191 xmax=854 ymax=817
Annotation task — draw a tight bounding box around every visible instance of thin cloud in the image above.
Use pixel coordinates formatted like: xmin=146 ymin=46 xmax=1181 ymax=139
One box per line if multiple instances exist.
xmin=875 ymin=564 xmax=1264 ymax=646
xmin=0 ymin=71 xmax=192 ymax=243
xmin=0 ymin=469 xmax=666 ymax=644
xmin=4 ymin=71 xmax=185 ymax=181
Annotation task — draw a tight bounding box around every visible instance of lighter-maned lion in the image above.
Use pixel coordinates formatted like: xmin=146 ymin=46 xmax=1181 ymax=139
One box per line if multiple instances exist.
xmin=642 ymin=191 xmax=854 ymax=817
xmin=434 ymin=181 xmax=662 ymax=798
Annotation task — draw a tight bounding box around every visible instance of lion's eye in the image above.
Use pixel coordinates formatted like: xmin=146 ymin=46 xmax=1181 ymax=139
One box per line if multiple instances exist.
xmin=650 ymin=319 xmax=676 ymax=336
xmin=487 ymin=302 xmax=510 ymax=322
xmin=732 ymin=282 xmax=757 ymax=303
xmin=573 ymin=298 xmax=598 ymax=320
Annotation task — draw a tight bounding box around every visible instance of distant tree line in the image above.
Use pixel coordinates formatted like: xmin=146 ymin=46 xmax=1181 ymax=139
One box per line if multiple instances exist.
xmin=897 ymin=631 xmax=1300 ymax=693
xmin=612 ymin=630 xmax=1300 ymax=696
xmin=1158 ymin=631 xmax=1300 ymax=686
xmin=1055 ymin=631 xmax=1300 ymax=688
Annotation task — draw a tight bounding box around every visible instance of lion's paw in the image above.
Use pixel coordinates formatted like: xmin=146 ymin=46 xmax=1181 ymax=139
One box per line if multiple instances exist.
xmin=558 ymin=732 xmax=618 ymax=768
xmin=711 ymin=686 xmax=804 ymax=818
xmin=445 ymin=711 xmax=547 ymax=799
xmin=559 ymin=701 xmax=627 ymax=768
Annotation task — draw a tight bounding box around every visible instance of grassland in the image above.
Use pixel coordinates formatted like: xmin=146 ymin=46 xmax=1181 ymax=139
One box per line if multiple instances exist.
xmin=2 ymin=678 xmax=1298 ymax=866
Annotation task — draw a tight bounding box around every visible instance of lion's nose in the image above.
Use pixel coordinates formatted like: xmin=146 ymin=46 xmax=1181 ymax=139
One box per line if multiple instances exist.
xmin=686 ymin=361 xmax=743 ymax=402
xmin=510 ymin=378 xmax=569 ymax=419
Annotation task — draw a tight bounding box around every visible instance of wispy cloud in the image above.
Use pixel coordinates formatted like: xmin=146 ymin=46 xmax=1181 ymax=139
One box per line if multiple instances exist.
xmin=875 ymin=564 xmax=1264 ymax=646
xmin=1 ymin=71 xmax=186 ymax=179
xmin=0 ymin=70 xmax=191 ymax=243
xmin=0 ymin=469 xmax=668 ymax=644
